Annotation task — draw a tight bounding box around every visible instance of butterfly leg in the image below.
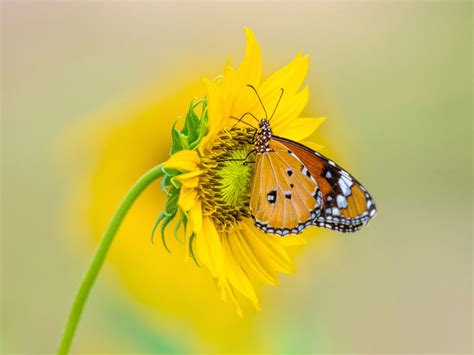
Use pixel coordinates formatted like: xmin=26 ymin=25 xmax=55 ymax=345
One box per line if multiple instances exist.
xmin=217 ymin=148 xmax=255 ymax=163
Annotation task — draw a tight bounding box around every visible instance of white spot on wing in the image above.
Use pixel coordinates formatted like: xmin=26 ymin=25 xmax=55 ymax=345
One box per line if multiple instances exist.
xmin=338 ymin=176 xmax=352 ymax=196
xmin=338 ymin=180 xmax=350 ymax=196
xmin=342 ymin=174 xmax=352 ymax=184
xmin=336 ymin=194 xmax=348 ymax=208
xmin=340 ymin=170 xmax=351 ymax=179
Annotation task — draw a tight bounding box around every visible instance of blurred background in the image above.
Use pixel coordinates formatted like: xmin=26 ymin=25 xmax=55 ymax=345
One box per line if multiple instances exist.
xmin=1 ymin=1 xmax=471 ymax=354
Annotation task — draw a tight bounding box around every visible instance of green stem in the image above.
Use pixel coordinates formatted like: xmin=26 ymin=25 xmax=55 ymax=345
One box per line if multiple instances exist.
xmin=57 ymin=164 xmax=165 ymax=354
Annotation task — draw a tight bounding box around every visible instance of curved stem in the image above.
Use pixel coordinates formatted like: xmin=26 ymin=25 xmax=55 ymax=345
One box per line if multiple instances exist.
xmin=57 ymin=164 xmax=165 ymax=354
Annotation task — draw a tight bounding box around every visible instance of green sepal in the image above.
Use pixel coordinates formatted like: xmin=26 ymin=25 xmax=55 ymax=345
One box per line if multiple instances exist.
xmin=160 ymin=168 xmax=179 ymax=191
xmin=164 ymin=186 xmax=180 ymax=214
xmin=151 ymin=212 xmax=166 ymax=244
xmin=190 ymin=100 xmax=208 ymax=150
xmin=170 ymin=120 xmax=183 ymax=155
xmin=160 ymin=210 xmax=176 ymax=253
xmin=173 ymin=210 xmax=185 ymax=243
xmin=153 ymin=96 xmax=208 ymax=258
xmin=188 ymin=233 xmax=200 ymax=267
xmin=152 ymin=185 xmax=180 ymax=252
xmin=182 ymin=100 xmax=200 ymax=144
xmin=169 ymin=98 xmax=208 ymax=156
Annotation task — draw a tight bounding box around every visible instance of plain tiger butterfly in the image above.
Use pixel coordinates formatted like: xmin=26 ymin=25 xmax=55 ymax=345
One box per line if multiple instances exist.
xmin=232 ymin=85 xmax=377 ymax=236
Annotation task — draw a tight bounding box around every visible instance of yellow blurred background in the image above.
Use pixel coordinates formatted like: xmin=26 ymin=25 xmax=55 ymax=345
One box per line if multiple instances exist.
xmin=1 ymin=1 xmax=471 ymax=354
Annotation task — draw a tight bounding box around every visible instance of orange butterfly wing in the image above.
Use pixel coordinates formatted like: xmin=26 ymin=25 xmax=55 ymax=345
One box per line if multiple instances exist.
xmin=250 ymin=140 xmax=322 ymax=236
xmin=273 ymin=136 xmax=377 ymax=233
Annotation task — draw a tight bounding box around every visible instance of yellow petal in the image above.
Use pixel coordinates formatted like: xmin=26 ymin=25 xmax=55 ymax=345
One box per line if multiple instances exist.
xmin=178 ymin=187 xmax=198 ymax=212
xmin=200 ymin=28 xmax=263 ymax=147
xmin=237 ymin=27 xmax=262 ymax=88
xmin=218 ymin=281 xmax=244 ymax=318
xmin=271 ymin=86 xmax=309 ymax=130
xmin=199 ymin=78 xmax=227 ymax=151
xmin=241 ymin=221 xmax=295 ymax=274
xmin=259 ymin=52 xmax=309 ymax=97
xmin=164 ymin=150 xmax=200 ymax=171
xmin=275 ymin=117 xmax=326 ymax=142
xmin=229 ymin=229 xmax=278 ymax=285
xmin=222 ymin=61 xmax=237 ymax=98
xmin=184 ymin=201 xmax=203 ymax=263
xmin=277 ymin=235 xmax=307 ymax=247
xmin=174 ymin=170 xmax=203 ymax=188
xmin=188 ymin=200 xmax=203 ymax=235
xmin=222 ymin=236 xmax=260 ymax=310
xmin=194 ymin=216 xmax=223 ymax=278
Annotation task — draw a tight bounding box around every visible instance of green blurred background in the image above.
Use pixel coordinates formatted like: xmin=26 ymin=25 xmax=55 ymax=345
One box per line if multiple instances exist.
xmin=2 ymin=1 xmax=471 ymax=354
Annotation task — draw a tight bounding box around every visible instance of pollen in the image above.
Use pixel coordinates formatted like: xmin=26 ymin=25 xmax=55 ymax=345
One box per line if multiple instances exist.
xmin=199 ymin=127 xmax=255 ymax=232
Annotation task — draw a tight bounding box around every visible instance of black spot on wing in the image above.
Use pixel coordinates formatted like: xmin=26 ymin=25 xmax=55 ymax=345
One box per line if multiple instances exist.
xmin=267 ymin=190 xmax=277 ymax=204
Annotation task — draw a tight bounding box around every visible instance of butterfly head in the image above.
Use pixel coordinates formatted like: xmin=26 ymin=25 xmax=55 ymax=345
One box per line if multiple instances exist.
xmin=245 ymin=84 xmax=282 ymax=153
xmin=258 ymin=118 xmax=271 ymax=130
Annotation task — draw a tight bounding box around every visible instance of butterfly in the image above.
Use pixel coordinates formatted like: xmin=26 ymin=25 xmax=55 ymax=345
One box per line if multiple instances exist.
xmin=232 ymin=85 xmax=377 ymax=236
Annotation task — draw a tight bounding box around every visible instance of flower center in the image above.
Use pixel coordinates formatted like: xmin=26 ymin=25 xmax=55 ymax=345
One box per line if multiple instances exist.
xmin=199 ymin=127 xmax=255 ymax=232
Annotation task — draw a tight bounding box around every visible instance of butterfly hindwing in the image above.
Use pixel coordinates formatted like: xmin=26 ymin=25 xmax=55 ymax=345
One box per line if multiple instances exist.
xmin=273 ymin=136 xmax=377 ymax=233
xmin=250 ymin=140 xmax=322 ymax=235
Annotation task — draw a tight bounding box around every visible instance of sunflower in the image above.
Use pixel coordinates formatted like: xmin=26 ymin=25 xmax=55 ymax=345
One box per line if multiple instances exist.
xmin=161 ymin=28 xmax=325 ymax=315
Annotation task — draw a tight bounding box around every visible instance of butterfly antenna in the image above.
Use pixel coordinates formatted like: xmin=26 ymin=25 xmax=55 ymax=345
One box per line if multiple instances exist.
xmin=269 ymin=88 xmax=284 ymax=122
xmin=247 ymin=84 xmax=268 ymax=120
xmin=230 ymin=116 xmax=258 ymax=130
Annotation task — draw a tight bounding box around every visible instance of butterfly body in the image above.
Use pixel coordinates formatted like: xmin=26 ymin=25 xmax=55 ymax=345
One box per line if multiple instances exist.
xmin=249 ymin=118 xmax=377 ymax=235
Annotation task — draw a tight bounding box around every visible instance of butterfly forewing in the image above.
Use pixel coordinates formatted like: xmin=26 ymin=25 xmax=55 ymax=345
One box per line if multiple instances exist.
xmin=273 ymin=136 xmax=377 ymax=233
xmin=250 ymin=140 xmax=322 ymax=235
